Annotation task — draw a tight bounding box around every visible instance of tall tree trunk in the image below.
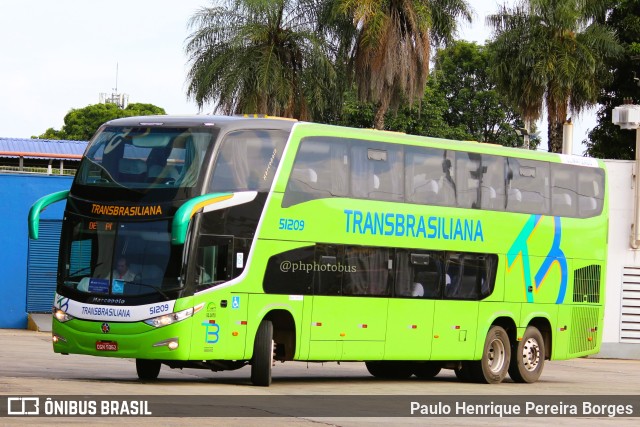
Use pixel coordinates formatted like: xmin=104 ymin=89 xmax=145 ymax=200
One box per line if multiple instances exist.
xmin=546 ymin=95 xmax=565 ymax=153
xmin=373 ymin=91 xmax=391 ymax=130
xmin=548 ymin=119 xmax=564 ymax=153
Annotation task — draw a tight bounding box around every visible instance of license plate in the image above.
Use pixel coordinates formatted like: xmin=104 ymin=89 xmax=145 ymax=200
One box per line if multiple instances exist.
xmin=96 ymin=341 xmax=118 ymax=351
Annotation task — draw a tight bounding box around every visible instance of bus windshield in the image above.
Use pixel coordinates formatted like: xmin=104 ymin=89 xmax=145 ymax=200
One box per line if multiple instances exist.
xmin=76 ymin=126 xmax=214 ymax=189
xmin=59 ymin=216 xmax=183 ymax=297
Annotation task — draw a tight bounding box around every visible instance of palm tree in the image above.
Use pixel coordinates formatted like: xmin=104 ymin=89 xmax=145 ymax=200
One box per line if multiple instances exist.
xmin=329 ymin=0 xmax=471 ymax=129
xmin=488 ymin=0 xmax=622 ymax=153
xmin=185 ymin=0 xmax=336 ymax=120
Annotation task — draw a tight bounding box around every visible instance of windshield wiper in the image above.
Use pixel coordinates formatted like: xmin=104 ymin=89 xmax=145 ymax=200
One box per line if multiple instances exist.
xmin=121 ymin=281 xmax=172 ymax=301
xmin=84 ymin=158 xmax=146 ymax=194
xmin=62 ymin=263 xmax=103 ymax=282
xmin=85 ymin=158 xmax=117 ymax=184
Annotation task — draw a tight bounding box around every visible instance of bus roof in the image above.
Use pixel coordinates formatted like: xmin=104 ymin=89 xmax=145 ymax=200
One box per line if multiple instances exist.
xmin=101 ymin=116 xmax=603 ymax=168
xmin=103 ymin=115 xmax=297 ymax=133
xmin=292 ymin=122 xmax=604 ymax=168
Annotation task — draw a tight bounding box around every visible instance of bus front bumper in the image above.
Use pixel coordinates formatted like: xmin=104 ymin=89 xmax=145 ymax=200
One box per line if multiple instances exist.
xmin=52 ymin=317 xmax=194 ymax=360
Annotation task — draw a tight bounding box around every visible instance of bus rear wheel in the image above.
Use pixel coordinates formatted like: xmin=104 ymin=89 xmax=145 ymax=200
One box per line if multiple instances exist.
xmin=365 ymin=361 xmax=413 ymax=379
xmin=509 ymin=326 xmax=545 ymax=383
xmin=136 ymin=359 xmax=161 ymax=380
xmin=469 ymin=326 xmax=511 ymax=384
xmin=251 ymin=320 xmax=274 ymax=387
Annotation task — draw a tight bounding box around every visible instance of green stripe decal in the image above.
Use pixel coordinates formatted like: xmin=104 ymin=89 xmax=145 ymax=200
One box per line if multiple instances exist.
xmin=171 ymin=193 xmax=232 ymax=245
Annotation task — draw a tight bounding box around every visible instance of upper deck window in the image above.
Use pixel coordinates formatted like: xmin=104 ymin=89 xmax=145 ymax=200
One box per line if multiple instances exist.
xmin=208 ymin=129 xmax=288 ymax=193
xmin=283 ymin=135 xmax=604 ymax=219
xmin=283 ymin=136 xmax=403 ymax=207
xmin=76 ymin=126 xmax=214 ymax=189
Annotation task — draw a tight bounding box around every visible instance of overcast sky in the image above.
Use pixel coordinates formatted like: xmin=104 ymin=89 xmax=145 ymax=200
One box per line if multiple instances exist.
xmin=0 ymin=0 xmax=594 ymax=154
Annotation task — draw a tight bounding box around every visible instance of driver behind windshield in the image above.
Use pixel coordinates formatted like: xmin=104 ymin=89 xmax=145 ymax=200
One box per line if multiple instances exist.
xmin=113 ymin=257 xmax=136 ymax=281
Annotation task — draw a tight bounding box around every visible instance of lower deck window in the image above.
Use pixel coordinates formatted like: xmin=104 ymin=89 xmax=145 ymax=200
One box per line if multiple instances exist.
xmin=264 ymin=244 xmax=497 ymax=300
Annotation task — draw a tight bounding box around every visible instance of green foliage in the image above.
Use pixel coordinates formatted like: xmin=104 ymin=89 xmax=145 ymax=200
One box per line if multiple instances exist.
xmin=337 ymin=41 xmax=537 ymax=149
xmin=35 ymin=103 xmax=166 ymax=141
xmin=430 ymin=41 xmax=532 ymax=147
xmin=185 ymin=0 xmax=335 ymax=120
xmin=35 ymin=128 xmax=65 ymax=140
xmin=337 ymin=85 xmax=468 ymax=139
xmin=330 ymin=0 xmax=471 ymax=129
xmin=487 ymin=0 xmax=622 ymax=153
xmin=585 ymin=0 xmax=640 ymax=159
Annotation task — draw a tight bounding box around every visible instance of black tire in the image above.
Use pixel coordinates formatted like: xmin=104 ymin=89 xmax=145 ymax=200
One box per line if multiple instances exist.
xmin=454 ymin=362 xmax=473 ymax=382
xmin=136 ymin=359 xmax=161 ymax=380
xmin=413 ymin=362 xmax=442 ymax=379
xmin=509 ymin=326 xmax=545 ymax=383
xmin=365 ymin=361 xmax=413 ymax=379
xmin=251 ymin=320 xmax=274 ymax=386
xmin=469 ymin=326 xmax=511 ymax=384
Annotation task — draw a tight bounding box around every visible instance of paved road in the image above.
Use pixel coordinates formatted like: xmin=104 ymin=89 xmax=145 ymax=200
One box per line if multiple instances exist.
xmin=0 ymin=329 xmax=639 ymax=426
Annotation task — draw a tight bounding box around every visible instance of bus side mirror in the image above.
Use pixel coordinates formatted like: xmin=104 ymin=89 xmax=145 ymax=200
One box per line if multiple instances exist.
xmin=28 ymin=190 xmax=69 ymax=240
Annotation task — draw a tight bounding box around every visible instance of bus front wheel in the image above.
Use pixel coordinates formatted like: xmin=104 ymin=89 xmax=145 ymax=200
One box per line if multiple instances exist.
xmin=509 ymin=326 xmax=545 ymax=383
xmin=251 ymin=320 xmax=274 ymax=386
xmin=470 ymin=326 xmax=511 ymax=384
xmin=136 ymin=359 xmax=161 ymax=380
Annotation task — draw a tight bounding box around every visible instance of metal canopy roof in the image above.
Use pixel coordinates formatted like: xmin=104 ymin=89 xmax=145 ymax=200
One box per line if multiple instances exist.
xmin=0 ymin=138 xmax=87 ymax=161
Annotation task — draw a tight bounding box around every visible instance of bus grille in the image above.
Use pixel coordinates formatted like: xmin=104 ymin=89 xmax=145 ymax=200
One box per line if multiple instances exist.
xmin=573 ymin=265 xmax=601 ymax=304
xmin=568 ymin=306 xmax=600 ymax=356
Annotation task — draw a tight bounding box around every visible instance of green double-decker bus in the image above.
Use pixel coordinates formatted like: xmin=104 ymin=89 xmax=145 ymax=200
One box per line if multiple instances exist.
xmin=29 ymin=115 xmax=607 ymax=386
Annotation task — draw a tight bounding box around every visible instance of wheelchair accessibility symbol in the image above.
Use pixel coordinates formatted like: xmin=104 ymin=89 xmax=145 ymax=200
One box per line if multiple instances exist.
xmin=231 ymin=296 xmax=240 ymax=310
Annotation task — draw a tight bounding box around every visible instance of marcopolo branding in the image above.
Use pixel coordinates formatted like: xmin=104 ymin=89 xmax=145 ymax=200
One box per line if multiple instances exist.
xmin=343 ymin=209 xmax=484 ymax=242
xmin=90 ymin=204 xmax=162 ymax=217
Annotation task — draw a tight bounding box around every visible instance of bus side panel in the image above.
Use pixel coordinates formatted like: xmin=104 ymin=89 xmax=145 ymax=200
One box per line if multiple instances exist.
xmin=308 ymin=296 xmax=387 ymax=361
xmin=297 ymin=294 xmax=313 ymax=360
xmin=505 ymin=215 xmax=572 ymax=305
xmin=383 ymin=299 xmax=435 ymax=360
xmin=430 ymin=300 xmax=479 ymax=360
xmin=190 ymin=291 xmax=248 ymax=361
xmin=554 ymin=304 xmax=572 ymax=360
xmin=505 ymin=255 xmax=567 ymax=304
xmin=553 ymin=304 xmax=603 ymax=360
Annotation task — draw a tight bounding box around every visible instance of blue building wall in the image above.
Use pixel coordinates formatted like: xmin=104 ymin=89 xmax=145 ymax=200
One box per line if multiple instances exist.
xmin=0 ymin=173 xmax=72 ymax=328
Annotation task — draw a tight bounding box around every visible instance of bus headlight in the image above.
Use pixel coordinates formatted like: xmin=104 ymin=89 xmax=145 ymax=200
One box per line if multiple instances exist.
xmin=143 ymin=304 xmax=203 ymax=328
xmin=53 ymin=307 xmax=74 ymax=323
